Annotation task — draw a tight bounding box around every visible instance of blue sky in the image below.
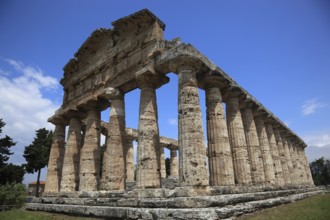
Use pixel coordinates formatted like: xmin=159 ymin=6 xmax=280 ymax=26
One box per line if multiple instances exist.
xmin=0 ymin=0 xmax=329 ymax=184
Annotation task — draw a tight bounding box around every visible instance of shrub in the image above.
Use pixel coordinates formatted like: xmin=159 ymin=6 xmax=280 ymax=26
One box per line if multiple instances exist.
xmin=0 ymin=183 xmax=26 ymax=211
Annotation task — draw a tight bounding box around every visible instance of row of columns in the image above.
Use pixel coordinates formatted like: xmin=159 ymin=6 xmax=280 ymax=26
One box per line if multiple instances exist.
xmin=45 ymin=66 xmax=313 ymax=193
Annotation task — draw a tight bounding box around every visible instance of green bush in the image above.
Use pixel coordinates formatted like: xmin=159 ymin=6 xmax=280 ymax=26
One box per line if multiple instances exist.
xmin=0 ymin=183 xmax=26 ymax=211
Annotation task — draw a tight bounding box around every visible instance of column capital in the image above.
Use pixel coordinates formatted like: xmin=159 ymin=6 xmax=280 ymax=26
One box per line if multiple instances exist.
xmin=198 ymin=72 xmax=229 ymax=90
xmin=135 ymin=66 xmax=169 ymax=89
xmin=169 ymin=56 xmax=202 ymax=73
xmin=102 ymin=87 xmax=124 ymax=100
xmin=222 ymin=86 xmax=244 ymax=102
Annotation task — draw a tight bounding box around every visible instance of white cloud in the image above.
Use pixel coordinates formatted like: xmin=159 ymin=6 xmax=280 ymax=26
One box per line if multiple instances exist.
xmin=302 ymin=98 xmax=327 ymax=116
xmin=6 ymin=59 xmax=58 ymax=89
xmin=168 ymin=118 xmax=178 ymax=126
xmin=303 ymin=133 xmax=330 ymax=148
xmin=0 ymin=59 xmax=60 ymax=167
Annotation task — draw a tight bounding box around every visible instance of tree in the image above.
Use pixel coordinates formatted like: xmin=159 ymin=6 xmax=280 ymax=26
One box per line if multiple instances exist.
xmin=0 ymin=118 xmax=25 ymax=185
xmin=310 ymin=157 xmax=330 ymax=186
xmin=165 ymin=158 xmax=170 ymax=177
xmin=23 ymin=128 xmax=52 ymax=197
xmin=0 ymin=163 xmax=25 ymax=185
xmin=0 ymin=118 xmax=16 ymax=167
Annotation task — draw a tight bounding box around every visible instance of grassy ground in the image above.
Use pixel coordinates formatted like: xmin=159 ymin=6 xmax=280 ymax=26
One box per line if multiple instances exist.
xmin=0 ymin=193 xmax=329 ymax=219
xmin=0 ymin=208 xmax=100 ymax=220
xmin=237 ymin=193 xmax=330 ymax=220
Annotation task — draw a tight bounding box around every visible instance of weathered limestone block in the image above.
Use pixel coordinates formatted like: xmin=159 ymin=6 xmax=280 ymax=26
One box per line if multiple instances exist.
xmin=136 ymin=73 xmax=165 ymax=188
xmin=274 ymin=128 xmax=291 ymax=186
xmin=297 ymin=147 xmax=309 ymax=185
xmin=60 ymin=117 xmax=83 ymax=192
xmin=293 ymin=144 xmax=306 ymax=185
xmin=178 ymin=66 xmax=208 ymax=186
xmin=287 ymin=140 xmax=299 ymax=185
xmin=241 ymin=107 xmax=265 ymax=185
xmin=254 ymin=116 xmax=276 ymax=185
xmin=265 ymin=123 xmax=285 ymax=187
xmin=299 ymin=148 xmax=314 ymax=186
xmin=226 ymin=94 xmax=252 ymax=185
xmin=79 ymin=108 xmax=101 ymax=191
xmin=125 ymin=137 xmax=135 ymax=182
xmin=100 ymin=136 xmax=107 ymax=188
xmin=160 ymin=146 xmax=166 ymax=178
xmin=170 ymin=149 xmax=179 ymax=177
xmin=281 ymin=135 xmax=294 ymax=185
xmin=205 ymin=81 xmax=235 ymax=186
xmin=45 ymin=124 xmax=66 ymax=192
xmin=103 ymin=88 xmax=126 ymax=191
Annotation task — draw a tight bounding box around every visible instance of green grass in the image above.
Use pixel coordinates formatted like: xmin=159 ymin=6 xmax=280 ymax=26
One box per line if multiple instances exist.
xmin=0 ymin=209 xmax=100 ymax=220
xmin=237 ymin=193 xmax=330 ymax=220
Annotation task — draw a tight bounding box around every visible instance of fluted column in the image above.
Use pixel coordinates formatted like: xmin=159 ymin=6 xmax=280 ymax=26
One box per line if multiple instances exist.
xmin=125 ymin=137 xmax=135 ymax=182
xmin=160 ymin=146 xmax=166 ymax=178
xmin=170 ymin=149 xmax=179 ymax=177
xmin=281 ymin=135 xmax=294 ymax=185
xmin=103 ymin=88 xmax=126 ymax=191
xmin=136 ymin=72 xmax=168 ymax=189
xmin=254 ymin=115 xmax=276 ymax=185
xmin=45 ymin=123 xmax=66 ymax=192
xmin=226 ymin=93 xmax=252 ymax=185
xmin=79 ymin=108 xmax=101 ymax=191
xmin=297 ymin=146 xmax=309 ymax=185
xmin=274 ymin=128 xmax=291 ymax=186
xmin=265 ymin=123 xmax=285 ymax=187
xmin=205 ymin=79 xmax=235 ymax=186
xmin=293 ymin=143 xmax=306 ymax=185
xmin=241 ymin=106 xmax=265 ymax=185
xmin=60 ymin=117 xmax=83 ymax=192
xmin=178 ymin=66 xmax=208 ymax=186
xmin=299 ymin=148 xmax=314 ymax=186
xmin=287 ymin=140 xmax=299 ymax=185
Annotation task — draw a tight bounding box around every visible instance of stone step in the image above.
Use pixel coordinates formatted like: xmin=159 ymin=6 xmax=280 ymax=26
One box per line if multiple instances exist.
xmin=26 ymin=190 xmax=323 ymax=220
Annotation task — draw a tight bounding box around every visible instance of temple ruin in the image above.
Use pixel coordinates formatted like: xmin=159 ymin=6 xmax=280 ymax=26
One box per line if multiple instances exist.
xmin=27 ymin=9 xmax=321 ymax=219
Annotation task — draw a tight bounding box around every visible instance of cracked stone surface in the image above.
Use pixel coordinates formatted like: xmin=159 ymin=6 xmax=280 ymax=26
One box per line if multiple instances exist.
xmin=241 ymin=107 xmax=265 ymax=185
xmin=45 ymin=124 xmax=65 ymax=192
xmin=274 ymin=128 xmax=291 ymax=186
xmin=205 ymin=83 xmax=235 ymax=186
xmin=255 ymin=116 xmax=276 ymax=185
xmin=226 ymin=95 xmax=252 ymax=185
xmin=79 ymin=109 xmax=101 ymax=191
xmin=103 ymin=89 xmax=126 ymax=190
xmin=265 ymin=123 xmax=285 ymax=187
xmin=60 ymin=117 xmax=83 ymax=192
xmin=178 ymin=67 xmax=208 ymax=187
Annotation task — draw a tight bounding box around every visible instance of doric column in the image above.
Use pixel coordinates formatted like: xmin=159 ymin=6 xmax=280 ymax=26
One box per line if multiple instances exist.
xmin=297 ymin=146 xmax=309 ymax=185
xmin=241 ymin=105 xmax=265 ymax=185
xmin=178 ymin=65 xmax=208 ymax=186
xmin=100 ymin=136 xmax=108 ymax=188
xmin=265 ymin=123 xmax=285 ymax=187
xmin=79 ymin=108 xmax=101 ymax=191
xmin=103 ymin=88 xmax=126 ymax=191
xmin=274 ymin=128 xmax=291 ymax=186
xmin=287 ymin=140 xmax=299 ymax=185
xmin=160 ymin=146 xmax=166 ymax=178
xmin=293 ymin=143 xmax=306 ymax=185
xmin=45 ymin=123 xmax=66 ymax=192
xmin=136 ymin=71 xmax=168 ymax=189
xmin=254 ymin=115 xmax=276 ymax=185
xmin=225 ymin=91 xmax=252 ymax=185
xmin=125 ymin=137 xmax=135 ymax=182
xmin=299 ymin=147 xmax=314 ymax=186
xmin=170 ymin=149 xmax=179 ymax=177
xmin=281 ymin=134 xmax=294 ymax=185
xmin=60 ymin=116 xmax=83 ymax=192
xmin=205 ymin=77 xmax=235 ymax=186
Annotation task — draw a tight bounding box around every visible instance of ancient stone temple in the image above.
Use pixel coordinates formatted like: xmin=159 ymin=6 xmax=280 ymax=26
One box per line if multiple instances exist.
xmin=27 ymin=9 xmax=321 ymax=219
